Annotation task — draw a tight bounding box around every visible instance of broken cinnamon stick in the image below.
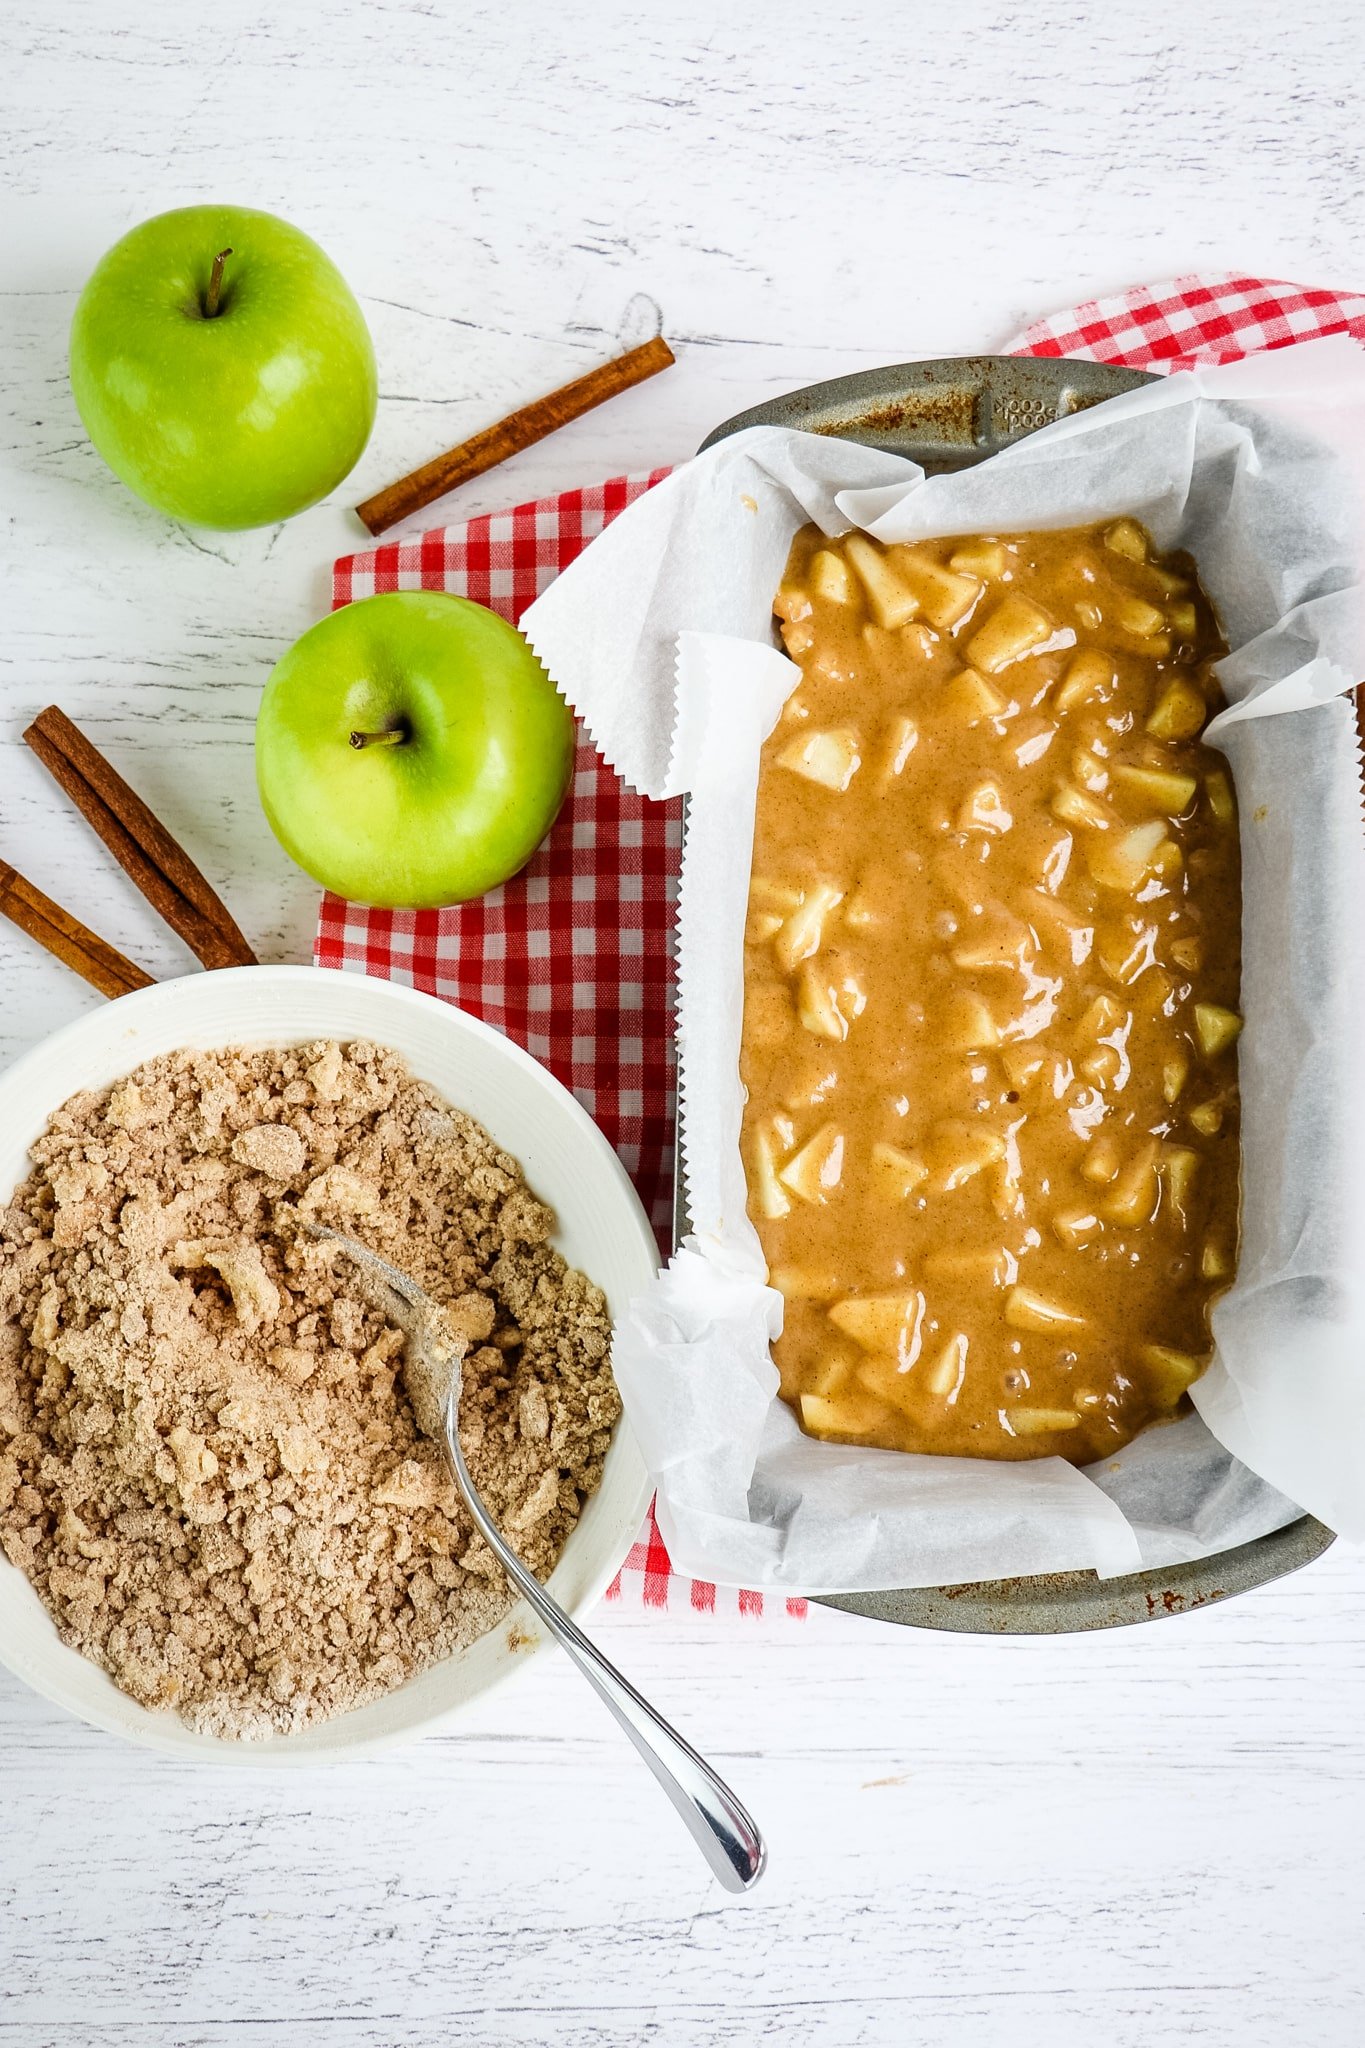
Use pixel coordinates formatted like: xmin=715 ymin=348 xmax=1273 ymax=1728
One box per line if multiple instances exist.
xmin=0 ymin=861 xmax=153 ymax=1000
xmin=355 ymin=334 xmax=676 ymax=537
xmin=23 ymin=706 xmax=256 ymax=972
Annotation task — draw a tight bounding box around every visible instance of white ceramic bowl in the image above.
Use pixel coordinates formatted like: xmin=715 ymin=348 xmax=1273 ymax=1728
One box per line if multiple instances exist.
xmin=0 ymin=966 xmax=658 ymax=1762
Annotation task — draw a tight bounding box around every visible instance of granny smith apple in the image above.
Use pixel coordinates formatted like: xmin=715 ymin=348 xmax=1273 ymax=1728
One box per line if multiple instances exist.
xmin=256 ymin=592 xmax=576 ymax=907
xmin=70 ymin=205 xmax=377 ymax=529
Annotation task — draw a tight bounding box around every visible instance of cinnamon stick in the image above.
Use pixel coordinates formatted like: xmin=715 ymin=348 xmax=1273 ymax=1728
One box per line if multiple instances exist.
xmin=23 ymin=707 xmax=256 ymax=971
xmin=0 ymin=861 xmax=152 ymax=1000
xmin=355 ymin=334 xmax=676 ymax=537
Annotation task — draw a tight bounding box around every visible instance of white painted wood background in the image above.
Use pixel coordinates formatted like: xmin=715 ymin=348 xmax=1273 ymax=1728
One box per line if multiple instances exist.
xmin=1 ymin=3 xmax=1363 ymax=2042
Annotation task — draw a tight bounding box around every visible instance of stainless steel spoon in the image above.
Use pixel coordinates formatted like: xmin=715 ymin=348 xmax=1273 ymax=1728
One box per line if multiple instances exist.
xmin=310 ymin=1225 xmax=766 ymax=1893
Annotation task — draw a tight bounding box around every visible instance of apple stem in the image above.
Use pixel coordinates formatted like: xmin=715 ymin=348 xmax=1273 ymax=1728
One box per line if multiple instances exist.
xmin=204 ymin=247 xmax=234 ymax=319
xmin=349 ymin=727 xmax=408 ymax=751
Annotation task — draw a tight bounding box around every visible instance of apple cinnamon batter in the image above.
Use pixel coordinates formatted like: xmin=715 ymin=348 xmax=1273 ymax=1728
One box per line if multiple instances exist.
xmin=743 ymin=519 xmax=1242 ymax=1462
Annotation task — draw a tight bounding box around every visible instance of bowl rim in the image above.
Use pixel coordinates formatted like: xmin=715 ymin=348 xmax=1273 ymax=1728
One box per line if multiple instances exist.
xmin=0 ymin=963 xmax=657 ymax=1759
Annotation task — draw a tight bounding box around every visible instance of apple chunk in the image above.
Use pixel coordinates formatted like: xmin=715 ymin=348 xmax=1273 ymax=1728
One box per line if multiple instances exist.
xmin=773 ymin=881 xmax=844 ymax=972
xmin=1193 ymin=1003 xmax=1243 ymax=1057
xmin=829 ymin=1291 xmax=926 ymax=1365
xmin=844 ymin=535 xmax=921 ymax=627
xmin=777 ymin=728 xmax=861 ymax=792
xmin=869 ymin=1141 xmax=928 ymax=1201
xmin=888 ymin=547 xmax=982 ymax=629
xmin=1111 ymin=763 xmax=1198 ymax=814
xmin=966 ymin=593 xmax=1059 ymax=674
xmin=778 ymin=1122 xmax=846 ymax=1204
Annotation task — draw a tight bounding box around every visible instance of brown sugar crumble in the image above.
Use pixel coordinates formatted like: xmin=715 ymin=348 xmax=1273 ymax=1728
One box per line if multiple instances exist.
xmin=0 ymin=1041 xmax=619 ymax=1739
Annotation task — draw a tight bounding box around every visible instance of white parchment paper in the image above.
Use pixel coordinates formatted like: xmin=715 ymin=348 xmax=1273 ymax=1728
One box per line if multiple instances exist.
xmin=524 ymin=335 xmax=1365 ymax=1588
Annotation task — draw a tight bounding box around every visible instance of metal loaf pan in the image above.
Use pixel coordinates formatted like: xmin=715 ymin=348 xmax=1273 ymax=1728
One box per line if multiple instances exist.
xmin=685 ymin=353 xmax=1335 ymax=1634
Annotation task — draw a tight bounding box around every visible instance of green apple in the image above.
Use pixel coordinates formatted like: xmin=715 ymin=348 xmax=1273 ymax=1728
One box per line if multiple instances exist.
xmin=256 ymin=592 xmax=576 ymax=907
xmin=70 ymin=205 xmax=377 ymax=529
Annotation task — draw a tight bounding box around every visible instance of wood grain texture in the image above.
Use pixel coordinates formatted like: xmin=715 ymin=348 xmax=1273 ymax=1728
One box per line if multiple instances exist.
xmin=1 ymin=3 xmax=1364 ymax=2043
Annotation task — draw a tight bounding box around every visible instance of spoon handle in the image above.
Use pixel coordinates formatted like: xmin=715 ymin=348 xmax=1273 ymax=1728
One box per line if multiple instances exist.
xmin=444 ymin=1393 xmax=767 ymax=1894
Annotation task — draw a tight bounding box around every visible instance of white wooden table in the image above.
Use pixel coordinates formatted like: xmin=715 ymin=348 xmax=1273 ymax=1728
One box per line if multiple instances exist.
xmin=2 ymin=5 xmax=1363 ymax=2043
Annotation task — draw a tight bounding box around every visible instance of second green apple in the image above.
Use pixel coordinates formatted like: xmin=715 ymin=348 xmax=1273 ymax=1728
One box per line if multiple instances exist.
xmin=256 ymin=592 xmax=575 ymax=907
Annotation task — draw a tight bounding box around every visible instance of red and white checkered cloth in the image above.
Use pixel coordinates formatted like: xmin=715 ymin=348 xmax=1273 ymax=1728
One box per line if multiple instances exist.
xmin=320 ymin=273 xmax=1364 ymax=1615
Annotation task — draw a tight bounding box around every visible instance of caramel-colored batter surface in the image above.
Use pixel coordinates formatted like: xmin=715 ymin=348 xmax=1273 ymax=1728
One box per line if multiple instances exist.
xmin=742 ymin=520 xmax=1242 ymax=1462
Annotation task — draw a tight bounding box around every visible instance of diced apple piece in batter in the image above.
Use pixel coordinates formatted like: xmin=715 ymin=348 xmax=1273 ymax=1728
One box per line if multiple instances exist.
xmin=966 ymin=593 xmax=1057 ymax=673
xmin=1083 ymin=1132 xmax=1124 ymax=1185
xmin=799 ymin=1354 xmax=854 ymax=1399
xmin=1038 ymin=829 xmax=1074 ymax=894
xmin=1205 ymin=767 xmax=1236 ymax=824
xmin=951 ymin=913 xmax=1031 ymax=970
xmin=1201 ymin=1240 xmax=1233 ymax=1281
xmin=767 ymin=1264 xmax=843 ymax=1301
xmin=1146 ymin=677 xmax=1206 ymax=740
xmin=924 ymin=1331 xmax=970 ymax=1398
xmin=941 ymin=991 xmax=1001 ymax=1050
xmin=1054 ymin=648 xmax=1116 ymax=713
xmin=778 ymin=727 xmax=861 ymax=792
xmin=773 ymin=881 xmax=844 ymax=972
xmin=1081 ymin=1046 xmax=1122 ymax=1087
xmin=1136 ymin=968 xmax=1177 ymax=1017
xmin=829 ymin=1291 xmax=925 ymax=1365
xmin=1000 ymin=1046 xmax=1046 ymax=1092
xmin=1072 ymin=745 xmax=1110 ymax=794
xmin=1170 ymin=936 xmax=1204 ymax=972
xmin=927 ymin=1123 xmax=1007 ymax=1191
xmin=1009 ymin=1406 xmax=1082 ymax=1434
xmin=1096 ymin=917 xmax=1157 ymax=986
xmin=799 ymin=1390 xmax=896 ymax=1442
xmin=1114 ymin=594 xmax=1167 ymax=638
xmin=773 ymin=582 xmax=813 ymax=624
xmin=1162 ymin=1050 xmax=1189 ymax=1103
xmin=1004 ymin=1286 xmax=1087 ymax=1333
xmin=1051 ymin=781 xmax=1118 ymax=832
xmin=1103 ymin=518 xmax=1149 ymax=562
xmin=779 ymin=618 xmax=816 ymax=657
xmin=854 ymin=1356 xmax=919 ymax=1407
xmin=1078 ymin=993 xmax=1125 ymax=1039
xmin=945 ymin=666 xmax=1009 ymax=725
xmin=796 ymin=963 xmax=865 ymax=1042
xmin=869 ymin=1142 xmax=928 ymax=1202
xmin=1011 ymin=716 xmax=1058 ymax=768
xmin=1101 ymin=1137 xmax=1161 ymax=1225
xmin=1194 ymin=1003 xmax=1243 ymax=1057
xmin=949 ymin=540 xmax=1006 ymax=579
xmin=924 ymin=1245 xmax=1014 ymax=1286
xmin=890 ymin=547 xmax=983 ymax=629
xmin=778 ymin=1122 xmax=846 ymax=1205
xmin=749 ymin=1121 xmax=791 ymax=1220
xmin=1112 ymin=763 xmax=1198 ymax=814
xmin=1189 ymin=1100 xmax=1223 ymax=1136
xmin=1074 ymin=600 xmax=1104 ymax=632
xmin=1087 ymin=819 xmax=1169 ymax=892
xmin=881 ymin=713 xmax=919 ymax=780
xmin=1161 ymin=1144 xmax=1199 ymax=1227
xmin=1138 ymin=1343 xmax=1206 ymax=1405
xmin=1168 ymin=600 xmax=1198 ymax=638
xmin=1019 ymin=888 xmax=1093 ymax=966
xmin=1052 ymin=1207 xmax=1101 ymax=1250
xmin=750 ymin=876 xmax=804 ymax=914
xmin=844 ymin=534 xmax=921 ymax=628
xmin=809 ymin=550 xmax=854 ymax=604
xmin=957 ymin=782 xmax=1014 ymax=835
xmin=745 ymin=907 xmax=784 ymax=944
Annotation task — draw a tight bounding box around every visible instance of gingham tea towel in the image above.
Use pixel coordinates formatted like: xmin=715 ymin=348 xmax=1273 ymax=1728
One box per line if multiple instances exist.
xmin=319 ymin=273 xmax=1365 ymax=1614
